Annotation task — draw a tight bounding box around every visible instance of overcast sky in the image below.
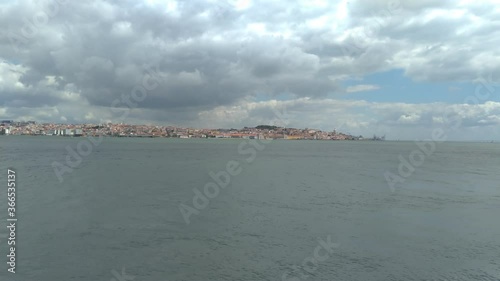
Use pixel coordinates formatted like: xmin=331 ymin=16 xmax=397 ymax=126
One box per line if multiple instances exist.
xmin=1 ymin=0 xmax=499 ymax=140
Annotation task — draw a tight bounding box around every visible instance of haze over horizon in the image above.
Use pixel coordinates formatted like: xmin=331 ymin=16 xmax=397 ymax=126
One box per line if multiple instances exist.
xmin=1 ymin=0 xmax=500 ymax=140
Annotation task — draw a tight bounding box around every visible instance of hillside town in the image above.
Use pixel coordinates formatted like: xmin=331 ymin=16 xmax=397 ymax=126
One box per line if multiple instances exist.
xmin=0 ymin=120 xmax=385 ymax=141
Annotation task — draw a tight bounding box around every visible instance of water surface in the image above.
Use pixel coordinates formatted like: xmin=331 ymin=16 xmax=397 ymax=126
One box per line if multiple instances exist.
xmin=0 ymin=136 xmax=499 ymax=280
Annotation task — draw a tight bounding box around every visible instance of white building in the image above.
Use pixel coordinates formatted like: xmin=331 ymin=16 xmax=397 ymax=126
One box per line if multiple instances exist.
xmin=74 ymin=129 xmax=83 ymax=136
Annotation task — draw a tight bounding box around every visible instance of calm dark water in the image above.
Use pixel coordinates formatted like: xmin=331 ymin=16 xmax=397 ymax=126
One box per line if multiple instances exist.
xmin=0 ymin=136 xmax=499 ymax=281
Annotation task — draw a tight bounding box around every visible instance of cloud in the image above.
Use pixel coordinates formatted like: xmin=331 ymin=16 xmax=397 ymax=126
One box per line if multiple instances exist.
xmin=345 ymin=84 xmax=380 ymax=93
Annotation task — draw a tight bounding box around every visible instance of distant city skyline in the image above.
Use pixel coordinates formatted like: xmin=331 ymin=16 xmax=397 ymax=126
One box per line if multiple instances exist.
xmin=1 ymin=119 xmax=386 ymax=140
xmin=1 ymin=0 xmax=499 ymax=140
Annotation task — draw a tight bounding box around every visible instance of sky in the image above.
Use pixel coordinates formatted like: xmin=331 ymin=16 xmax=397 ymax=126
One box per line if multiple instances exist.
xmin=0 ymin=0 xmax=499 ymax=140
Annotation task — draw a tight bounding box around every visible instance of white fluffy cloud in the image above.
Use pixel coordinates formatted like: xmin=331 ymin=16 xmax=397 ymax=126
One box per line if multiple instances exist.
xmin=346 ymin=84 xmax=380 ymax=93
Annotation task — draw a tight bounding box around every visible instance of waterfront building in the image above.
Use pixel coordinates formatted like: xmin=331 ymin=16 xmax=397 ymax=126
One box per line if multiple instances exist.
xmin=0 ymin=128 xmax=10 ymax=135
xmin=74 ymin=129 xmax=83 ymax=136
